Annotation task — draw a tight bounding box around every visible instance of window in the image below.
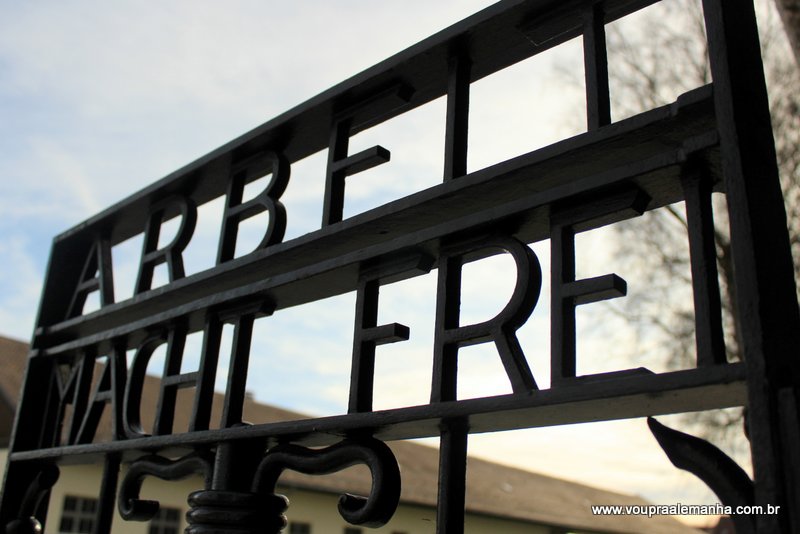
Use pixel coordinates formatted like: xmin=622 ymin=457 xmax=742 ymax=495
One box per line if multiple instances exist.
xmin=149 ymin=506 xmax=182 ymax=534
xmin=59 ymin=496 xmax=97 ymax=534
xmin=289 ymin=523 xmax=312 ymax=534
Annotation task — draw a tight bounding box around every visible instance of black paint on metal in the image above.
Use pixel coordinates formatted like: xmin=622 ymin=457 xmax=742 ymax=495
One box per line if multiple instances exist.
xmin=2 ymin=0 xmax=798 ymax=532
xmin=3 ymin=465 xmax=59 ymax=534
xmin=94 ymin=455 xmax=121 ymax=534
xmin=118 ymin=452 xmax=213 ymax=521
xmin=436 ymin=420 xmax=468 ymax=534
xmin=680 ymin=161 xmax=727 ymax=367
xmin=253 ymin=438 xmax=401 ymax=529
xmin=349 ymin=277 xmax=411 ymax=414
xmin=216 ymin=151 xmax=290 ymax=265
xmin=583 ymin=1 xmax=611 ymax=130
xmin=444 ymin=52 xmax=471 ymax=181
xmin=134 ymin=196 xmax=198 ymax=295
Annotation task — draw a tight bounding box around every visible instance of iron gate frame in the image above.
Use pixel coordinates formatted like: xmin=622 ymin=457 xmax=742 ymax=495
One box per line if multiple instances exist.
xmin=2 ymin=0 xmax=799 ymax=532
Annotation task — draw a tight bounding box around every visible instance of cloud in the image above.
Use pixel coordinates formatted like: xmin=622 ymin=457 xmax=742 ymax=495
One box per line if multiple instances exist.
xmin=0 ymin=236 xmax=44 ymax=340
xmin=0 ymin=1 xmax=499 ymax=124
xmin=0 ymin=136 xmax=102 ymax=220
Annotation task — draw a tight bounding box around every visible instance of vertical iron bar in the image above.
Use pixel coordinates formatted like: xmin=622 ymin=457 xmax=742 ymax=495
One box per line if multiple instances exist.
xmin=109 ymin=342 xmax=127 ymax=442
xmin=432 ymin=255 xmax=462 ymax=403
xmin=680 ymin=166 xmax=726 ymax=366
xmin=212 ymin=439 xmax=265 ymax=492
xmin=583 ymin=1 xmax=611 ymax=130
xmin=437 ymin=420 xmax=468 ymax=534
xmin=92 ymin=455 xmax=120 ymax=534
xmin=221 ymin=314 xmax=256 ymax=428
xmin=14 ymin=357 xmax=59 ymax=452
xmin=190 ymin=314 xmax=223 ymax=432
xmin=66 ymin=352 xmax=95 ymax=445
xmin=36 ymin=237 xmax=96 ymax=326
xmin=550 ymin=222 xmax=577 ymax=385
xmin=350 ymin=278 xmax=380 ymax=413
xmin=38 ymin=361 xmax=63 ymax=449
xmin=702 ymin=0 xmax=800 ymax=530
xmin=154 ymin=323 xmax=188 ymax=436
xmin=217 ymin=169 xmax=247 ymax=265
xmin=322 ymin=119 xmax=351 ymax=226
xmin=443 ymin=54 xmax=471 ymax=181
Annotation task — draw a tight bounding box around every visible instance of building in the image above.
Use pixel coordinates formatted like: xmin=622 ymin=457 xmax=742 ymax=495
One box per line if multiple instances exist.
xmin=0 ymin=335 xmax=699 ymax=533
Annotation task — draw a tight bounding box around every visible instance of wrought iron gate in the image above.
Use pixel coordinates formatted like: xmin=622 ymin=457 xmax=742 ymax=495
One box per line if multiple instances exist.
xmin=2 ymin=0 xmax=799 ymax=532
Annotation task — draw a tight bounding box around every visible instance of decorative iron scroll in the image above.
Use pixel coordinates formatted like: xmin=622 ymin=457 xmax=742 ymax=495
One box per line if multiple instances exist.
xmin=252 ymin=438 xmax=401 ymax=528
xmin=118 ymin=452 xmax=213 ymax=521
xmin=116 ymin=439 xmax=399 ymax=534
xmin=2 ymin=0 xmax=799 ymax=532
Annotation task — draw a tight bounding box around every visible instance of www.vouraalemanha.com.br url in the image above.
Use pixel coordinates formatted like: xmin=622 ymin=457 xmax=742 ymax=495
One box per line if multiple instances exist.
xmin=590 ymin=503 xmax=781 ymax=518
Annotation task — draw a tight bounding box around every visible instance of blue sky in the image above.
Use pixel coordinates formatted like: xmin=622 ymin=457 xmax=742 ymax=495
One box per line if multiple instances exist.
xmin=0 ymin=0 xmax=584 ymax=336
xmin=0 ymin=0 xmax=753 ymax=527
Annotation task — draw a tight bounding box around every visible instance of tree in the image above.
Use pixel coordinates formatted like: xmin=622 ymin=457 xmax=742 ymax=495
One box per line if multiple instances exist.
xmin=604 ymin=0 xmax=800 ymax=446
xmin=774 ymin=0 xmax=800 ymax=64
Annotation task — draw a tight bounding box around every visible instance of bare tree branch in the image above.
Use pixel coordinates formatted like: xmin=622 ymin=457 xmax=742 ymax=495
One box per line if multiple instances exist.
xmin=774 ymin=0 xmax=800 ymax=65
xmin=602 ymin=0 xmax=799 ymax=445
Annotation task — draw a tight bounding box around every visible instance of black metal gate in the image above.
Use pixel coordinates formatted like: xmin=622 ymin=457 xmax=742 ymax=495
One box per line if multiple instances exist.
xmin=2 ymin=0 xmax=799 ymax=532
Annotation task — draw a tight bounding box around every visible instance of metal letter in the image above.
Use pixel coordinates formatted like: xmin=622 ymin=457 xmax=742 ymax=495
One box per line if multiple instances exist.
xmin=217 ymin=151 xmax=290 ymax=264
xmin=431 ymin=235 xmax=541 ymax=403
xmin=134 ymin=196 xmax=197 ymax=294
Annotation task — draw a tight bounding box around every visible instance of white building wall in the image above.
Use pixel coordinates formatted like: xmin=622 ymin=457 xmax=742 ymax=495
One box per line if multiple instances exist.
xmin=34 ymin=461 xmax=554 ymax=534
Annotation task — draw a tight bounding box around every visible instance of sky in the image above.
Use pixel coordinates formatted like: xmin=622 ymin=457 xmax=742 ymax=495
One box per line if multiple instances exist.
xmin=0 ymin=0 xmax=759 ymax=528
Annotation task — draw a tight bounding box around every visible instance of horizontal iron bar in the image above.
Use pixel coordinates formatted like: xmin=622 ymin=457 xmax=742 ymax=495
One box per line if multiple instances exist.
xmin=564 ymin=274 xmax=627 ymax=305
xmin=38 ymin=86 xmax=718 ymax=355
xmin=9 ymin=363 xmax=746 ymax=464
xmin=331 ymin=145 xmax=391 ymax=175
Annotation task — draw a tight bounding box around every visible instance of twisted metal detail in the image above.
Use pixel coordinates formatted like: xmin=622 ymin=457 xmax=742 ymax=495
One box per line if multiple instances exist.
xmin=185 ymin=490 xmax=288 ymax=534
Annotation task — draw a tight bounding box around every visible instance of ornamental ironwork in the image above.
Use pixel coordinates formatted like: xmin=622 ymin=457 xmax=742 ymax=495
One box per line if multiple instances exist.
xmin=2 ymin=0 xmax=799 ymax=533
